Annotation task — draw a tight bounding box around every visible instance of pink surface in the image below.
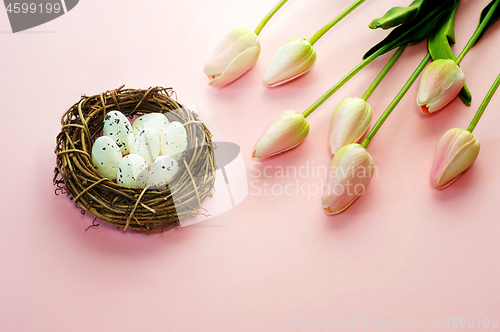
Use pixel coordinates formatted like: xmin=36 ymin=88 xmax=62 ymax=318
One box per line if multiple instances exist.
xmin=1 ymin=0 xmax=500 ymax=331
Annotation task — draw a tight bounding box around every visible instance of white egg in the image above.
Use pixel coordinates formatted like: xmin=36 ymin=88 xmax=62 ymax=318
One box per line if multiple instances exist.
xmin=91 ymin=136 xmax=122 ymax=180
xmin=146 ymin=155 xmax=179 ymax=189
xmin=130 ymin=127 xmax=160 ymax=167
xmin=160 ymin=121 xmax=188 ymax=161
xmin=132 ymin=113 xmax=169 ymax=137
xmin=117 ymin=154 xmax=148 ymax=188
xmin=103 ymin=110 xmax=134 ymax=155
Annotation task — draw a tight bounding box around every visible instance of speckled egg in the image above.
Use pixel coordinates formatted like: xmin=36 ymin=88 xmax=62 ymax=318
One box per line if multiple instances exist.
xmin=130 ymin=127 xmax=160 ymax=167
xmin=146 ymin=155 xmax=179 ymax=189
xmin=117 ymin=154 xmax=148 ymax=188
xmin=103 ymin=110 xmax=134 ymax=155
xmin=91 ymin=136 xmax=122 ymax=180
xmin=132 ymin=113 xmax=169 ymax=137
xmin=160 ymin=121 xmax=188 ymax=161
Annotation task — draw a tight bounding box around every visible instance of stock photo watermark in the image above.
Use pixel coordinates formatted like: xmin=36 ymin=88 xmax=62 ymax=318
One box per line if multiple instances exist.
xmin=3 ymin=0 xmax=79 ymax=33
xmin=250 ymin=160 xmax=378 ymax=200
xmin=289 ymin=317 xmax=499 ymax=329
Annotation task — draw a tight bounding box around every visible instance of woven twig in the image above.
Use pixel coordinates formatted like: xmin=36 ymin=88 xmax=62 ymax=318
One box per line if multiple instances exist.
xmin=53 ymin=86 xmax=216 ymax=232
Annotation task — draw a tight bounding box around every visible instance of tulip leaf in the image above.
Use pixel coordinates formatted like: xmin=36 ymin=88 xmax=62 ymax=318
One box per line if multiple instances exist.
xmin=428 ymin=2 xmax=458 ymax=60
xmin=369 ymin=0 xmax=424 ymax=30
xmin=428 ymin=1 xmax=471 ymax=106
xmin=364 ymin=0 xmax=457 ymax=60
xmin=475 ymin=0 xmax=500 ymax=44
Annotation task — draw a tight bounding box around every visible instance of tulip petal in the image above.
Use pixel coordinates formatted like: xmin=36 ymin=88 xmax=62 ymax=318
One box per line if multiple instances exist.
xmin=423 ymin=68 xmax=465 ymax=113
xmin=252 ymin=110 xmax=309 ymax=158
xmin=204 ymin=28 xmax=261 ymax=87
xmin=431 ymin=128 xmax=480 ymax=189
xmin=264 ymin=37 xmax=316 ymax=87
xmin=329 ymin=98 xmax=372 ymax=155
xmin=417 ymin=59 xmax=465 ymax=114
xmin=265 ymin=66 xmax=315 ymax=87
xmin=322 ymin=144 xmax=374 ymax=214
xmin=207 ymin=45 xmax=261 ymax=87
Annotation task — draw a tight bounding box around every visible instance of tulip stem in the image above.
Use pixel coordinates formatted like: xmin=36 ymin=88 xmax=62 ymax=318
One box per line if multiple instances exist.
xmin=254 ymin=0 xmax=289 ymax=36
xmin=308 ymin=0 xmax=366 ymax=46
xmin=302 ymin=48 xmax=385 ymax=118
xmin=467 ymin=72 xmax=500 ymax=133
xmin=456 ymin=0 xmax=500 ymax=65
xmin=361 ymin=53 xmax=431 ymax=149
xmin=361 ymin=44 xmax=407 ymax=101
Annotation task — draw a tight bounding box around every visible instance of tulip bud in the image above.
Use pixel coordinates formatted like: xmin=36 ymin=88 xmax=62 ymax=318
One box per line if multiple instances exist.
xmin=322 ymin=144 xmax=375 ymax=215
xmin=263 ymin=37 xmax=317 ymax=87
xmin=329 ymin=98 xmax=372 ymax=155
xmin=431 ymin=128 xmax=480 ymax=189
xmin=252 ymin=110 xmax=309 ymax=159
xmin=417 ymin=59 xmax=465 ymax=114
xmin=204 ymin=28 xmax=261 ymax=87
xmin=322 ymin=144 xmax=374 ymax=214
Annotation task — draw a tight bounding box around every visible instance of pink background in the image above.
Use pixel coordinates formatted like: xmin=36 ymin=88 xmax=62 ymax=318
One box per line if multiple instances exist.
xmin=1 ymin=0 xmax=500 ymax=331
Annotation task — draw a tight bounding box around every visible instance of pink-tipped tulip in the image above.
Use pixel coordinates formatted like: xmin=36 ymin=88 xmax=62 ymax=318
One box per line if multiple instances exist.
xmin=431 ymin=128 xmax=480 ymax=189
xmin=322 ymin=144 xmax=374 ymax=215
xmin=329 ymin=98 xmax=372 ymax=155
xmin=263 ymin=37 xmax=316 ymax=87
xmin=252 ymin=110 xmax=309 ymax=158
xmin=417 ymin=59 xmax=465 ymax=114
xmin=204 ymin=28 xmax=261 ymax=87
xmin=322 ymin=144 xmax=374 ymax=214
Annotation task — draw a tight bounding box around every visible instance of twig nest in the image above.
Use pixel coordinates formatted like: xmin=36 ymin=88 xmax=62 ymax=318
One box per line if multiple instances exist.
xmin=54 ymin=86 xmax=216 ymax=232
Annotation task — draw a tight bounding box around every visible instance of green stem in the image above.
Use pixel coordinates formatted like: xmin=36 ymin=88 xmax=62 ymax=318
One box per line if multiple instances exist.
xmin=309 ymin=0 xmax=366 ymax=45
xmin=456 ymin=0 xmax=500 ymax=65
xmin=467 ymin=72 xmax=500 ymax=132
xmin=361 ymin=44 xmax=407 ymax=101
xmin=302 ymin=48 xmax=385 ymax=118
xmin=254 ymin=0 xmax=288 ymax=36
xmin=361 ymin=53 xmax=431 ymax=149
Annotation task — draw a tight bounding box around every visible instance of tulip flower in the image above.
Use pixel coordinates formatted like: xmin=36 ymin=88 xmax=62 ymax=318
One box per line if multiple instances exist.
xmin=329 ymin=98 xmax=372 ymax=155
xmin=416 ymin=59 xmax=465 ymax=114
xmin=264 ymin=0 xmax=367 ymax=86
xmin=430 ymin=71 xmax=500 ymax=189
xmin=322 ymin=144 xmax=374 ymax=214
xmin=203 ymin=0 xmax=289 ymax=87
xmin=417 ymin=0 xmax=500 ymax=113
xmin=263 ymin=37 xmax=316 ymax=87
xmin=203 ymin=28 xmax=261 ymax=87
xmin=322 ymin=53 xmax=431 ymax=215
xmin=430 ymin=128 xmax=480 ymax=189
xmin=325 ymin=46 xmax=405 ymax=155
xmin=252 ymin=110 xmax=309 ymax=159
xmin=252 ymin=45 xmax=406 ymax=159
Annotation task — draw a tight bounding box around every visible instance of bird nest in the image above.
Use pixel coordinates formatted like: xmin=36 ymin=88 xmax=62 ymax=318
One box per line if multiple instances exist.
xmin=53 ymin=86 xmax=216 ymax=232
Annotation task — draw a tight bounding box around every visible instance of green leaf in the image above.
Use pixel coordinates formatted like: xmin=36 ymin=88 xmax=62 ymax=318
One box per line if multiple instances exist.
xmin=369 ymin=0 xmax=424 ymax=30
xmin=475 ymin=0 xmax=500 ymax=44
xmin=428 ymin=1 xmax=458 ymax=60
xmin=428 ymin=1 xmax=471 ymax=106
xmin=364 ymin=0 xmax=456 ymax=60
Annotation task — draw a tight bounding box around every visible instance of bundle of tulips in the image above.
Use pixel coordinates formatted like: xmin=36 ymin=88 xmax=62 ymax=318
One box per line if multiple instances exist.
xmin=204 ymin=0 xmax=500 ymax=215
